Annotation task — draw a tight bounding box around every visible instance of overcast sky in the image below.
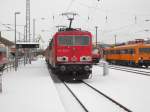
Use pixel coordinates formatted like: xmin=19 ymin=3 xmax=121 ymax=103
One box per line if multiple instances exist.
xmin=0 ymin=0 xmax=150 ymax=46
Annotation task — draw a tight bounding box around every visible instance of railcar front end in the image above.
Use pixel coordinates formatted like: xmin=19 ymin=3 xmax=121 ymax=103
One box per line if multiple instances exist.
xmin=51 ymin=31 xmax=93 ymax=80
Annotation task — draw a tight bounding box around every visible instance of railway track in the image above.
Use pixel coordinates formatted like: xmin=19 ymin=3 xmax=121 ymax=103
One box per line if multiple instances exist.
xmin=63 ymin=81 xmax=89 ymax=112
xmin=109 ymin=64 xmax=150 ymax=72
xmin=98 ymin=64 xmax=150 ymax=76
xmin=63 ymin=80 xmax=132 ymax=112
xmin=47 ymin=63 xmax=132 ymax=111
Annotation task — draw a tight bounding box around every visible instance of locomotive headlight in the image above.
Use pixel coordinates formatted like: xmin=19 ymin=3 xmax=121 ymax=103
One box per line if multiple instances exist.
xmin=57 ymin=56 xmax=68 ymax=62
xmin=86 ymin=56 xmax=92 ymax=61
xmin=80 ymin=56 xmax=92 ymax=61
xmin=80 ymin=56 xmax=86 ymax=61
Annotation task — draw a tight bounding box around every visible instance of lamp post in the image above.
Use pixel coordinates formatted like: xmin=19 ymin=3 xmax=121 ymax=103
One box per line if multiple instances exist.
xmin=33 ymin=18 xmax=36 ymax=42
xmin=14 ymin=12 xmax=20 ymax=71
xmin=114 ymin=34 xmax=117 ymax=46
xmin=95 ymin=26 xmax=98 ymax=47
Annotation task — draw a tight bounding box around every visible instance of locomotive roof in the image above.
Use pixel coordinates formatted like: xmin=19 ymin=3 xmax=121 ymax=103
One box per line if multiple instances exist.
xmin=55 ymin=28 xmax=92 ymax=35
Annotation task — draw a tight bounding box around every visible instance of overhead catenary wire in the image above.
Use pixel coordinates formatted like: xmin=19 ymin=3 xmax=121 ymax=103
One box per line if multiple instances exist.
xmin=57 ymin=0 xmax=76 ymax=27
xmin=0 ymin=22 xmax=25 ymax=40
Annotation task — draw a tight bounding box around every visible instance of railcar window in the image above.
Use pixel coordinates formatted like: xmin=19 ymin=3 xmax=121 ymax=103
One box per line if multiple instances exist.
xmin=129 ymin=49 xmax=135 ymax=54
xmin=139 ymin=48 xmax=150 ymax=53
xmin=120 ymin=49 xmax=125 ymax=54
xmin=58 ymin=36 xmax=89 ymax=46
xmin=105 ymin=48 xmax=135 ymax=55
xmin=103 ymin=50 xmax=106 ymax=55
xmin=0 ymin=48 xmax=6 ymax=52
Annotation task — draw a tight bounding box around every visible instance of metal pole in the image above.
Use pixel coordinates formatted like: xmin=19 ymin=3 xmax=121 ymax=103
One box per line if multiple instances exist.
xmin=14 ymin=12 xmax=20 ymax=71
xmin=0 ymin=31 xmax=1 ymax=38
xmin=26 ymin=0 xmax=31 ymax=64
xmin=0 ymin=73 xmax=2 ymax=93
xmin=33 ymin=19 xmax=36 ymax=58
xmin=19 ymin=32 xmax=21 ymax=42
xmin=33 ymin=18 xmax=35 ymax=42
xmin=95 ymin=26 xmax=98 ymax=47
xmin=24 ymin=25 xmax=26 ymax=42
xmin=114 ymin=34 xmax=117 ymax=46
xmin=15 ymin=13 xmax=17 ymax=71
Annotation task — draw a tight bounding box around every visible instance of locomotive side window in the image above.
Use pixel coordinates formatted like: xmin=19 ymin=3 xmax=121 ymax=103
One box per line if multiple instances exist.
xmin=139 ymin=48 xmax=150 ymax=53
xmin=58 ymin=36 xmax=89 ymax=46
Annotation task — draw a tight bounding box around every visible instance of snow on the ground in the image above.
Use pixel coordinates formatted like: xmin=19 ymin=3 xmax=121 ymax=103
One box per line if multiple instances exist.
xmin=55 ymin=81 xmax=86 ymax=112
xmin=85 ymin=65 xmax=150 ymax=112
xmin=1 ymin=58 xmax=150 ymax=112
xmin=0 ymin=59 xmax=65 ymax=112
xmin=66 ymin=82 xmax=125 ymax=112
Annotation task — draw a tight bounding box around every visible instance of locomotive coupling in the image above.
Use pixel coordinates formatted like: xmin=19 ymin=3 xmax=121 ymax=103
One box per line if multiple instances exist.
xmin=84 ymin=65 xmax=90 ymax=71
xmin=60 ymin=65 xmax=66 ymax=71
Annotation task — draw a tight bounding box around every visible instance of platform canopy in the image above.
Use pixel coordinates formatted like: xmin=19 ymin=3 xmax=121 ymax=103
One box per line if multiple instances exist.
xmin=16 ymin=42 xmax=39 ymax=48
xmin=0 ymin=37 xmax=14 ymax=46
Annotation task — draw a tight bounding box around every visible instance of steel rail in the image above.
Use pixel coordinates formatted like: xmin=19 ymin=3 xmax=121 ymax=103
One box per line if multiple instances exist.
xmin=63 ymin=81 xmax=89 ymax=112
xmin=108 ymin=66 xmax=150 ymax=76
xmin=46 ymin=65 xmax=88 ymax=112
xmin=109 ymin=65 xmax=150 ymax=74
xmin=82 ymin=81 xmax=133 ymax=112
xmin=98 ymin=64 xmax=150 ymax=76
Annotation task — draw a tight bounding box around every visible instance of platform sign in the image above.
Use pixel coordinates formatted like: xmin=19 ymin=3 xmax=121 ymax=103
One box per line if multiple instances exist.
xmin=16 ymin=42 xmax=39 ymax=48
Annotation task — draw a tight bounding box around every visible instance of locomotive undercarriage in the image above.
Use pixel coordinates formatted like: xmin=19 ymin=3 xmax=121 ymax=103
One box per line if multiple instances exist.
xmin=51 ymin=64 xmax=92 ymax=80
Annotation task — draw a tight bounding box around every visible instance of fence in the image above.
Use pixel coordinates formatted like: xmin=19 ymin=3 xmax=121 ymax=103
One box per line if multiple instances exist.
xmin=0 ymin=59 xmax=24 ymax=93
xmin=0 ymin=72 xmax=2 ymax=92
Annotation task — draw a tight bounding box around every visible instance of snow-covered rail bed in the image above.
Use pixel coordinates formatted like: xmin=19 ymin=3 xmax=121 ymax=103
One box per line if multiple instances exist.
xmin=97 ymin=64 xmax=150 ymax=76
xmin=63 ymin=81 xmax=131 ymax=112
xmin=108 ymin=64 xmax=150 ymax=72
xmin=50 ymin=65 xmax=150 ymax=112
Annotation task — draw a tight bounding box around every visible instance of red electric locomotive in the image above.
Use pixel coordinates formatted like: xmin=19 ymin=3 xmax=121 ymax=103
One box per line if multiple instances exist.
xmin=45 ymin=13 xmax=93 ymax=80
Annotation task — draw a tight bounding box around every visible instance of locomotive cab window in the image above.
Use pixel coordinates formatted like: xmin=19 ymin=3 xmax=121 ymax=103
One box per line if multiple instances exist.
xmin=74 ymin=36 xmax=89 ymax=45
xmin=58 ymin=36 xmax=73 ymax=46
xmin=58 ymin=36 xmax=90 ymax=46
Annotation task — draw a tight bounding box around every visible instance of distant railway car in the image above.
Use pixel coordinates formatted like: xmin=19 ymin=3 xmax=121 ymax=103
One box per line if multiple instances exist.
xmin=104 ymin=43 xmax=150 ymax=68
xmin=45 ymin=28 xmax=93 ymax=80
xmin=0 ymin=43 xmax=8 ymax=71
xmin=92 ymin=47 xmax=101 ymax=63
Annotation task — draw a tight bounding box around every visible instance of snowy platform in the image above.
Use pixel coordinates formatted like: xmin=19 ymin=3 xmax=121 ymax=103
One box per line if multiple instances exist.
xmin=0 ymin=59 xmax=65 ymax=112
